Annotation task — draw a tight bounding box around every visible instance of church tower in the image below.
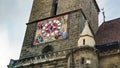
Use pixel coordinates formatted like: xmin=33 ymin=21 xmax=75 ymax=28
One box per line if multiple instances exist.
xmin=20 ymin=0 xmax=99 ymax=59
xmin=8 ymin=0 xmax=100 ymax=68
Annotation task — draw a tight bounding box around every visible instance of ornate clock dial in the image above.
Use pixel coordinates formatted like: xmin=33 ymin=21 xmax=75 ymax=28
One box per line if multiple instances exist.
xmin=41 ymin=20 xmax=61 ymax=37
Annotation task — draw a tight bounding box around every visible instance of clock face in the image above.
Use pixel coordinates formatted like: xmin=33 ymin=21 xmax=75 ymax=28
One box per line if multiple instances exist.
xmin=33 ymin=15 xmax=68 ymax=45
xmin=41 ymin=20 xmax=61 ymax=37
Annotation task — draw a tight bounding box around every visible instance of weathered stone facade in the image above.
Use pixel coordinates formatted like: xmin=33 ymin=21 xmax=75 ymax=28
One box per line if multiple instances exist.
xmin=20 ymin=10 xmax=85 ymax=59
xmin=20 ymin=0 xmax=99 ymax=59
xmin=29 ymin=0 xmax=99 ymax=33
xmin=8 ymin=0 xmax=120 ymax=68
xmin=98 ymin=46 xmax=120 ymax=68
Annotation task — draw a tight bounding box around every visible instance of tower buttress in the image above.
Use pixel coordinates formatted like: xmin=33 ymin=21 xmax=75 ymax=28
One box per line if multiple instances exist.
xmin=78 ymin=20 xmax=96 ymax=47
xmin=68 ymin=20 xmax=98 ymax=68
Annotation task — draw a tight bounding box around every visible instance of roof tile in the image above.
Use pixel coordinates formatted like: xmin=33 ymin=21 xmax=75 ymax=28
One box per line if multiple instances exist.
xmin=95 ymin=18 xmax=120 ymax=45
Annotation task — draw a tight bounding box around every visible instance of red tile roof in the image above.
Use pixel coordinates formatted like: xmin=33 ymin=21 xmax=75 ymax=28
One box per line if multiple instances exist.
xmin=95 ymin=18 xmax=120 ymax=45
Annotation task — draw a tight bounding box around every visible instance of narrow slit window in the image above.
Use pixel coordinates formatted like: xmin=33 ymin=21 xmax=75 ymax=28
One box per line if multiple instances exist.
xmin=52 ymin=0 xmax=58 ymax=16
xmin=83 ymin=39 xmax=85 ymax=45
xmin=81 ymin=57 xmax=85 ymax=64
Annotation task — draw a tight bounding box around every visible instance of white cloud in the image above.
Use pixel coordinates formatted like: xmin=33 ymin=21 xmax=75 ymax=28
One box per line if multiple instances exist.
xmin=0 ymin=26 xmax=21 ymax=68
xmin=0 ymin=27 xmax=10 ymax=68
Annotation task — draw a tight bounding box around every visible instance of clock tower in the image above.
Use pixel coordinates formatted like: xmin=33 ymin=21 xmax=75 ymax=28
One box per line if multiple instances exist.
xmin=20 ymin=0 xmax=99 ymax=59
xmin=8 ymin=0 xmax=100 ymax=68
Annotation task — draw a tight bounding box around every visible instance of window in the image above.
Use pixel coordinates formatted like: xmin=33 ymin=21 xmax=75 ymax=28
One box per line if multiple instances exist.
xmin=83 ymin=39 xmax=85 ymax=45
xmin=51 ymin=0 xmax=58 ymax=16
xmin=81 ymin=57 xmax=85 ymax=64
xmin=42 ymin=45 xmax=53 ymax=54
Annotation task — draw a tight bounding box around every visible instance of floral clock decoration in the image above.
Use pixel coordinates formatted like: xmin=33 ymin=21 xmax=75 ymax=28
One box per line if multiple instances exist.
xmin=33 ymin=15 xmax=68 ymax=45
xmin=41 ymin=20 xmax=61 ymax=37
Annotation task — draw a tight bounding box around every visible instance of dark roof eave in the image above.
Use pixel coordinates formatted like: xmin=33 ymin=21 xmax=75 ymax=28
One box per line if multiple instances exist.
xmin=95 ymin=41 xmax=120 ymax=51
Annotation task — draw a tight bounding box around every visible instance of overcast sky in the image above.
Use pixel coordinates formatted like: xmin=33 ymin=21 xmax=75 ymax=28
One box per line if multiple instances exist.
xmin=0 ymin=0 xmax=120 ymax=68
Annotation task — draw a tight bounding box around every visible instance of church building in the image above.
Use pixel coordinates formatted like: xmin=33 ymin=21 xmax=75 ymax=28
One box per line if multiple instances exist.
xmin=8 ymin=0 xmax=120 ymax=68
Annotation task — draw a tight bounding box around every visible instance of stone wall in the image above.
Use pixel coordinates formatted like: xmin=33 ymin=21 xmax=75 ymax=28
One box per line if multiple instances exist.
xmin=29 ymin=0 xmax=99 ymax=33
xmin=20 ymin=0 xmax=99 ymax=59
xmin=15 ymin=48 xmax=70 ymax=68
xmin=29 ymin=0 xmax=54 ymax=22
xmin=99 ymin=52 xmax=120 ymax=68
xmin=80 ymin=0 xmax=99 ymax=34
xmin=20 ymin=23 xmax=37 ymax=58
xmin=20 ymin=10 xmax=84 ymax=59
xmin=18 ymin=59 xmax=67 ymax=68
xmin=57 ymin=0 xmax=99 ymax=33
xmin=68 ymin=47 xmax=99 ymax=68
